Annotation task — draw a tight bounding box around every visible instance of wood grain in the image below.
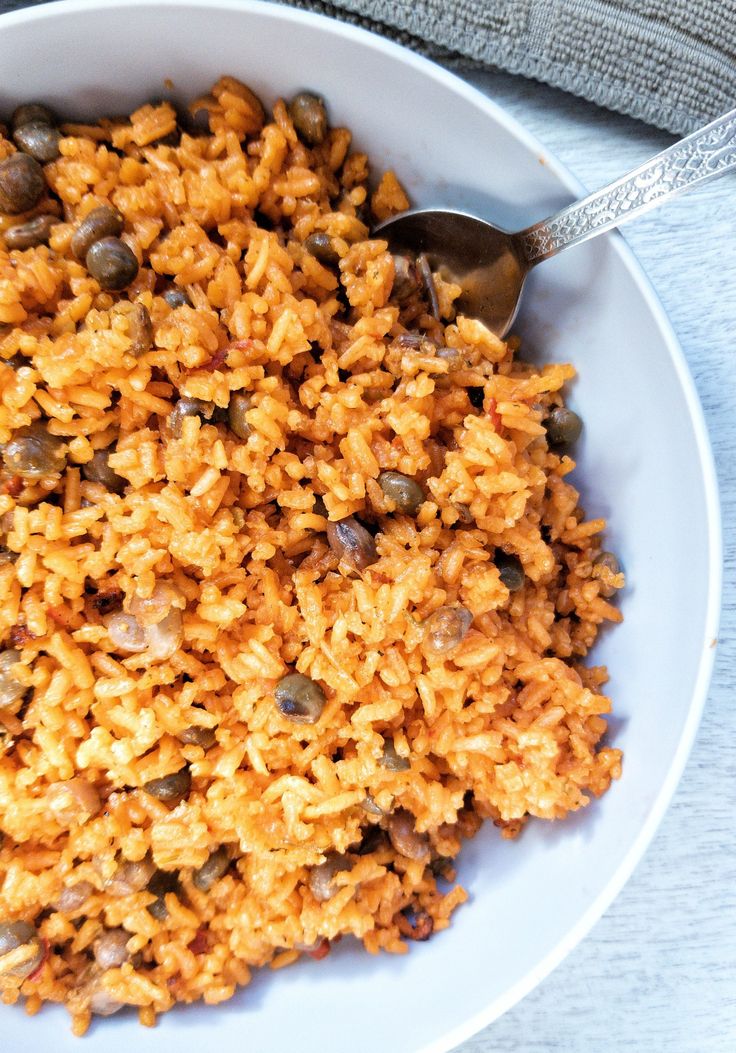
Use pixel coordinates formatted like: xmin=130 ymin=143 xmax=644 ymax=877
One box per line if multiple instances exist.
xmin=455 ymin=68 xmax=736 ymax=1053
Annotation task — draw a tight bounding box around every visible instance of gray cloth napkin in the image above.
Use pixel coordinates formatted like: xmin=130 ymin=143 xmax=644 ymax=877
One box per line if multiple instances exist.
xmin=3 ymin=0 xmax=735 ymax=134
xmin=282 ymin=0 xmax=736 ymax=134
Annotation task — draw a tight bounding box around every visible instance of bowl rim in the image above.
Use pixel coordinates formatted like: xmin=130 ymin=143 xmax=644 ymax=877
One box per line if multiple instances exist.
xmin=0 ymin=1 xmax=723 ymax=1049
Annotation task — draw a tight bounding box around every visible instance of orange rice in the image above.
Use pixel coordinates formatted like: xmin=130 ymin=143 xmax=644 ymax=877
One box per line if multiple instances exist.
xmin=0 ymin=77 xmax=623 ymax=1034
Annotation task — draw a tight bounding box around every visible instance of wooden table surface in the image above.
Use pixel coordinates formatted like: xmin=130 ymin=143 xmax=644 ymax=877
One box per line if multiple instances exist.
xmin=454 ymin=68 xmax=736 ymax=1053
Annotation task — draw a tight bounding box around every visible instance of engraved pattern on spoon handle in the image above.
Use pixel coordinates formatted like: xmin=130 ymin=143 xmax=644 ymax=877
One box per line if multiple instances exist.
xmin=518 ymin=107 xmax=736 ymax=265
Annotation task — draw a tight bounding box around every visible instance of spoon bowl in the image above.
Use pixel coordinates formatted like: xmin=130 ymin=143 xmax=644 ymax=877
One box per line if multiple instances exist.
xmin=376 ymin=208 xmax=528 ymax=336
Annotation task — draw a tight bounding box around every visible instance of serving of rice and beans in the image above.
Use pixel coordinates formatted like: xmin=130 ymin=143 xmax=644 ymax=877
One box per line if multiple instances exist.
xmin=0 ymin=77 xmax=624 ymax=1034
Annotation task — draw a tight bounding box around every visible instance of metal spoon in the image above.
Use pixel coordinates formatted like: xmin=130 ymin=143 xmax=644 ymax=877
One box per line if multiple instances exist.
xmin=377 ymin=106 xmax=736 ymax=336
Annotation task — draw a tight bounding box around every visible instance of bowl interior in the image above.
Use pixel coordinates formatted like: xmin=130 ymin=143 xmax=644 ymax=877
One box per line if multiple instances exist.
xmin=0 ymin=2 xmax=720 ymax=1052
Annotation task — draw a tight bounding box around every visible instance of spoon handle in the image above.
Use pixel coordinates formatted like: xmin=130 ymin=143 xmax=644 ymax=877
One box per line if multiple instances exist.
xmin=518 ymin=107 xmax=736 ymax=265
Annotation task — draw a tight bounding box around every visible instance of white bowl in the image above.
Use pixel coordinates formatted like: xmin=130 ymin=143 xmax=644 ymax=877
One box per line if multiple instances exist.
xmin=0 ymin=2 xmax=722 ymax=1051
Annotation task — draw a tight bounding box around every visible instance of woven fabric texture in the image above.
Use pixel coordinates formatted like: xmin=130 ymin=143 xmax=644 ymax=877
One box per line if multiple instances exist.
xmin=282 ymin=0 xmax=736 ymax=133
